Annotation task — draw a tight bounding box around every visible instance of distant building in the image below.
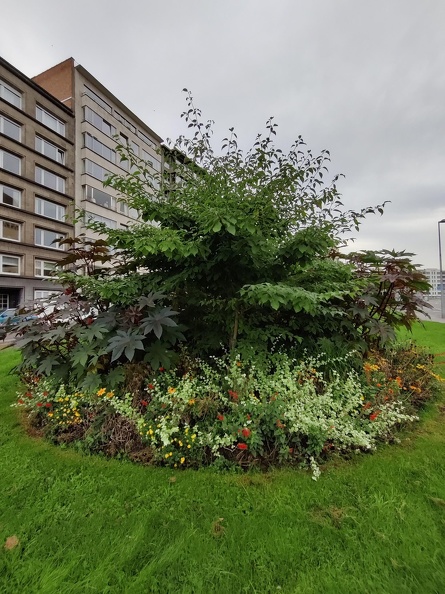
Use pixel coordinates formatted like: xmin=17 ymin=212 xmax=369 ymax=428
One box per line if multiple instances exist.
xmin=420 ymin=268 xmax=444 ymax=297
xmin=0 ymin=57 xmax=75 ymax=308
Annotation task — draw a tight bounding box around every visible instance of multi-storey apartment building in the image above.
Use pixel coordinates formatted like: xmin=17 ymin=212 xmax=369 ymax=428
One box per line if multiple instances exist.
xmin=0 ymin=57 xmax=75 ymax=308
xmin=421 ymin=268 xmax=444 ymax=298
xmin=33 ymin=58 xmax=163 ymax=241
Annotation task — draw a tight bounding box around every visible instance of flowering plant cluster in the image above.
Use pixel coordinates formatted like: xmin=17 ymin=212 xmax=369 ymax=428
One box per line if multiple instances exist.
xmin=14 ymin=345 xmax=441 ymax=479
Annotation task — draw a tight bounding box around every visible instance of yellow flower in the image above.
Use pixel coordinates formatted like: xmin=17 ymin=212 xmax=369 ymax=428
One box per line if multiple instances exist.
xmin=187 ymin=444 xmax=191 ymax=449
xmin=106 ymin=391 xmax=114 ymax=398
xmin=188 ymin=399 xmax=195 ymax=405
xmin=168 ymin=387 xmax=176 ymax=394
xmin=191 ymin=434 xmax=196 ymax=440
xmin=179 ymin=441 xmax=183 ymax=447
xmin=165 ymin=453 xmax=170 ymax=459
xmin=236 ymin=361 xmax=242 ymax=367
xmin=48 ymin=412 xmax=53 ymax=417
xmin=180 ymin=457 xmax=185 ymax=464
xmin=97 ymin=388 xmax=106 ymax=396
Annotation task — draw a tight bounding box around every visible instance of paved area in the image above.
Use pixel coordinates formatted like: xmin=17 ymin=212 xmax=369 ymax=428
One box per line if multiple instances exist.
xmin=418 ymin=298 xmax=445 ymax=324
xmin=0 ymin=334 xmax=17 ymax=350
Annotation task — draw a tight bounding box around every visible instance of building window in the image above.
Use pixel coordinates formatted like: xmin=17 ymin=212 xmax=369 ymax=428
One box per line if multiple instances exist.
xmin=83 ymin=159 xmax=111 ymax=182
xmin=35 ymin=136 xmax=65 ymax=164
xmin=0 ymin=149 xmax=21 ymax=174
xmin=34 ymin=289 xmax=60 ymax=300
xmin=83 ymin=106 xmax=116 ymax=138
xmin=0 ymin=219 xmax=21 ymax=241
xmin=84 ymin=132 xmax=115 ymax=163
xmin=0 ymin=294 xmax=8 ymax=309
xmin=35 ymin=197 xmax=66 ymax=221
xmin=84 ymin=185 xmax=115 ymax=210
xmin=85 ymin=211 xmax=117 ymax=229
xmin=0 ymin=254 xmax=20 ymax=275
xmin=0 ymin=114 xmax=21 ymax=142
xmin=35 ymin=259 xmax=57 ymax=278
xmin=0 ymin=79 xmax=22 ymax=108
xmin=35 ymin=227 xmax=66 ymax=250
xmin=137 ymin=129 xmax=156 ymax=149
xmin=0 ymin=184 xmax=21 ymax=208
xmin=114 ymin=111 xmax=136 ymax=133
xmin=118 ymin=201 xmax=128 ymax=216
xmin=84 ymin=86 xmax=112 ymax=114
xmin=36 ymin=105 xmax=65 ymax=136
xmin=35 ymin=166 xmax=66 ymax=193
xmin=130 ymin=140 xmax=139 ymax=157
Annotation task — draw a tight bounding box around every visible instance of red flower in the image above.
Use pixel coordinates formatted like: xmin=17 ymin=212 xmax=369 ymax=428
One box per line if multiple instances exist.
xmin=241 ymin=427 xmax=251 ymax=438
xmin=25 ymin=392 xmax=32 ymax=398
xmin=246 ymin=414 xmax=251 ymax=420
xmin=159 ymin=367 xmax=165 ymax=372
xmin=43 ymin=391 xmax=49 ymax=397
xmin=217 ymin=414 xmax=224 ymax=421
xmin=147 ymin=384 xmax=155 ymax=390
xmin=276 ymin=419 xmax=285 ymax=429
xmin=140 ymin=400 xmax=148 ymax=406
xmin=36 ymin=402 xmax=43 ymax=407
xmin=86 ymin=317 xmax=93 ymax=325
xmin=45 ymin=402 xmax=52 ymax=408
xmin=228 ymin=390 xmax=238 ymax=400
xmin=237 ymin=443 xmax=248 ymax=450
xmin=363 ymin=402 xmax=372 ymax=410
xmin=369 ymin=411 xmax=381 ymax=421
xmin=18 ymin=399 xmax=24 ymax=405
xmin=64 ymin=288 xmax=73 ymax=295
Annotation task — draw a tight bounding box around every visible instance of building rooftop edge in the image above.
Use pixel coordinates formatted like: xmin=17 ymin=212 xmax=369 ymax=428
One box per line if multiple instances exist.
xmin=0 ymin=56 xmax=74 ymax=117
xmin=75 ymin=64 xmax=163 ymax=144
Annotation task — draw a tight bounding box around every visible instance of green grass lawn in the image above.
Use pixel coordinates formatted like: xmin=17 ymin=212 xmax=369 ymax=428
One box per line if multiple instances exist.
xmin=1 ymin=322 xmax=445 ymax=594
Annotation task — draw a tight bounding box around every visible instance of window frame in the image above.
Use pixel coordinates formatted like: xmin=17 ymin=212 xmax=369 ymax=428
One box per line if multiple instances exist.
xmin=35 ymin=165 xmax=66 ymax=194
xmin=0 ymin=183 xmax=21 ymax=208
xmin=36 ymin=105 xmax=65 ymax=137
xmin=0 ymin=218 xmax=21 ymax=242
xmin=83 ymin=159 xmax=111 ymax=182
xmin=0 ymin=148 xmax=21 ymax=175
xmin=34 ymin=258 xmax=57 ymax=278
xmin=0 ymin=113 xmax=21 ymax=142
xmin=0 ymin=79 xmax=22 ymax=109
xmin=84 ymin=185 xmax=115 ymax=210
xmin=85 ymin=210 xmax=117 ymax=229
xmin=35 ymin=196 xmax=66 ymax=222
xmin=84 ymin=132 xmax=115 ymax=163
xmin=35 ymin=135 xmax=65 ymax=164
xmin=34 ymin=227 xmax=66 ymax=250
xmin=0 ymin=254 xmax=20 ymax=275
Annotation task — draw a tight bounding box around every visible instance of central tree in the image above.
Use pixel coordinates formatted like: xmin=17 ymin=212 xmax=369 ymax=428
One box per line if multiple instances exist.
xmin=103 ymin=92 xmax=385 ymax=356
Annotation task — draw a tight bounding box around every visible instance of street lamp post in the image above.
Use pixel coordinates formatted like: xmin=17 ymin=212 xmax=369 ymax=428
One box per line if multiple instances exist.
xmin=439 ymin=219 xmax=445 ymax=319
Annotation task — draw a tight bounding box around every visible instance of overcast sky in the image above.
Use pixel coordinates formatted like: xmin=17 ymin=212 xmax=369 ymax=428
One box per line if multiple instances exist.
xmin=2 ymin=0 xmax=444 ymax=267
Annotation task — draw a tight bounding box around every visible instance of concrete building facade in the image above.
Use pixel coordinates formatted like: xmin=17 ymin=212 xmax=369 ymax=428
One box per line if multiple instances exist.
xmin=0 ymin=57 xmax=75 ymax=308
xmin=421 ymin=268 xmax=445 ymax=298
xmin=33 ymin=58 xmax=163 ymax=242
